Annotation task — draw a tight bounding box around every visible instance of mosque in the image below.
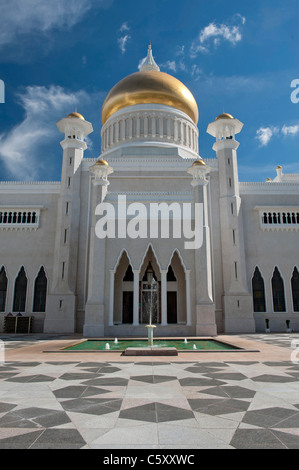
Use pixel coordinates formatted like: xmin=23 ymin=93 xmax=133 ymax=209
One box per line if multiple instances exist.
xmin=0 ymin=44 xmax=299 ymax=336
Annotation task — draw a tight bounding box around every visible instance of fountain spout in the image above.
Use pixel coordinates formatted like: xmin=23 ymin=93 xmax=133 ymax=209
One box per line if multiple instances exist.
xmin=146 ymin=324 xmax=156 ymax=346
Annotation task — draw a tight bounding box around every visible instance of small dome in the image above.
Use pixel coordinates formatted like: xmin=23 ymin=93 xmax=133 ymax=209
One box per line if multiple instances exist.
xmin=67 ymin=112 xmax=85 ymax=121
xmin=192 ymin=159 xmax=206 ymax=166
xmin=215 ymin=113 xmax=234 ymax=121
xmin=95 ymin=159 xmax=109 ymax=166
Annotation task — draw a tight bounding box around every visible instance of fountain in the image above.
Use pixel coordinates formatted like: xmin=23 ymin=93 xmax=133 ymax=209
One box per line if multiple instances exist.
xmin=114 ymin=338 xmax=118 ymax=344
xmin=105 ymin=343 xmax=110 ymax=350
xmin=143 ymin=264 xmax=158 ymax=346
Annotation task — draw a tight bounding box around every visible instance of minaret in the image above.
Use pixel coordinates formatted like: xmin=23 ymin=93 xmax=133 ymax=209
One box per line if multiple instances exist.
xmin=44 ymin=112 xmax=93 ymax=333
xmin=187 ymin=159 xmax=217 ymax=336
xmin=83 ymin=158 xmax=113 ymax=337
xmin=207 ymin=113 xmax=255 ymax=333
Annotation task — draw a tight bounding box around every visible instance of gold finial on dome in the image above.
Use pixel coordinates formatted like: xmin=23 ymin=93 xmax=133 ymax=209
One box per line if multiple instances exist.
xmin=67 ymin=112 xmax=85 ymax=121
xmin=101 ymin=44 xmax=199 ymax=125
xmin=215 ymin=112 xmax=234 ymax=121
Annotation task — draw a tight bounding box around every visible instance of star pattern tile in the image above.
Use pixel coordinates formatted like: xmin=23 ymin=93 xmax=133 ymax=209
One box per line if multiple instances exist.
xmin=0 ymin=333 xmax=299 ymax=449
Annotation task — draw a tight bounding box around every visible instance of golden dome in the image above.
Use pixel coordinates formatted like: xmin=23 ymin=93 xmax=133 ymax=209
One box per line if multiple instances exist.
xmin=101 ymin=70 xmax=199 ymax=125
xmin=95 ymin=159 xmax=108 ymax=166
xmin=67 ymin=112 xmax=85 ymax=121
xmin=215 ymin=113 xmax=234 ymax=121
xmin=192 ymin=159 xmax=206 ymax=166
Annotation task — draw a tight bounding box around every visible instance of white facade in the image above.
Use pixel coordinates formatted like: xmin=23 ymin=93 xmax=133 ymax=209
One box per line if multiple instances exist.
xmin=1 ymin=65 xmax=299 ymax=336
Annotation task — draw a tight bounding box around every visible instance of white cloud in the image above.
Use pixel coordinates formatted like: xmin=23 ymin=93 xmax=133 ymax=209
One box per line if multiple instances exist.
xmin=0 ymin=85 xmax=91 ymax=180
xmin=281 ymin=125 xmax=299 ymax=136
xmin=118 ymin=35 xmax=130 ymax=54
xmin=190 ymin=14 xmax=245 ymax=57
xmin=255 ymin=123 xmax=299 ymax=147
xmin=0 ymin=0 xmax=112 ymax=50
xmin=118 ymin=22 xmax=131 ymax=53
xmin=255 ymin=126 xmax=279 ymax=147
xmin=119 ymin=22 xmax=130 ymax=33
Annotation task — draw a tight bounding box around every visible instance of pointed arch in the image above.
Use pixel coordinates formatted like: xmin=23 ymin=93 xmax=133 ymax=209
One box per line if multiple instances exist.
xmin=0 ymin=266 xmax=8 ymax=312
xmin=114 ymin=250 xmax=134 ymax=325
xmin=291 ymin=267 xmax=299 ymax=312
xmin=166 ymin=250 xmax=187 ymax=324
xmin=272 ymin=267 xmax=286 ymax=312
xmin=138 ymin=243 xmax=162 ymax=273
xmin=167 ymin=248 xmax=187 ymax=273
xmin=33 ymin=266 xmax=47 ymax=312
xmin=252 ymin=267 xmax=266 ymax=312
xmin=13 ymin=266 xmax=27 ymax=313
xmin=113 ymin=248 xmax=133 ymax=272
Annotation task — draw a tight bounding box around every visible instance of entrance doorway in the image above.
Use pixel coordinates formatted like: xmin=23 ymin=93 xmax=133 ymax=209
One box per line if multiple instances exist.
xmin=122 ymin=291 xmax=133 ymax=324
xmin=167 ymin=291 xmax=177 ymax=323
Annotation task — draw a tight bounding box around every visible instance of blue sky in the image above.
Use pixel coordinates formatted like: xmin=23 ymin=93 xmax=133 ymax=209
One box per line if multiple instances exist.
xmin=0 ymin=0 xmax=298 ymax=182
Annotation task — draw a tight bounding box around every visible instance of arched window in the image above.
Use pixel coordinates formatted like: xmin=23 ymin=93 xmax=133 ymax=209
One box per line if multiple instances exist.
xmin=252 ymin=267 xmax=266 ymax=312
xmin=272 ymin=267 xmax=286 ymax=312
xmin=13 ymin=267 xmax=27 ymax=312
xmin=167 ymin=265 xmax=177 ymax=282
xmin=291 ymin=267 xmax=299 ymax=312
xmin=33 ymin=267 xmax=47 ymax=312
xmin=123 ymin=265 xmax=134 ymax=282
xmin=0 ymin=267 xmax=8 ymax=312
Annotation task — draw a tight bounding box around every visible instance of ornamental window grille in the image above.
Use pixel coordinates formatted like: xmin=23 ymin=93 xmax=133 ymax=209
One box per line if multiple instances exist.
xmin=0 ymin=210 xmax=39 ymax=227
xmin=262 ymin=211 xmax=299 ymax=225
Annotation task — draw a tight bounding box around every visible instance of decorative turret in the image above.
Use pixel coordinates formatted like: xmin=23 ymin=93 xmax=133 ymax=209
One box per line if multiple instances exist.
xmin=207 ymin=112 xmax=243 ymax=145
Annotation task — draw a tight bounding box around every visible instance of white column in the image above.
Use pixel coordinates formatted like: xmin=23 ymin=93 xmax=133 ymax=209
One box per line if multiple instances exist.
xmin=109 ymin=270 xmax=115 ymax=326
xmin=185 ymin=270 xmax=191 ymax=326
xmin=136 ymin=117 xmax=140 ymax=138
xmin=161 ymin=270 xmax=168 ymax=326
xmin=133 ymin=270 xmax=140 ymax=326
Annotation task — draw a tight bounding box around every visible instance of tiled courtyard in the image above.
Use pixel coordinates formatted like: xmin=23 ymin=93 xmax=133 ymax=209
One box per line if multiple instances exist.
xmin=0 ymin=333 xmax=299 ymax=449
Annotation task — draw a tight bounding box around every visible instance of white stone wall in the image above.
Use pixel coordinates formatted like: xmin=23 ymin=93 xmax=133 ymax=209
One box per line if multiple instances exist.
xmin=0 ymin=183 xmax=60 ymax=332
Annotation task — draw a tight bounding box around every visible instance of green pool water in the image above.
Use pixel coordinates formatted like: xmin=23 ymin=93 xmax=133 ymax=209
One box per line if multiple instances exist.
xmin=64 ymin=339 xmax=239 ymax=351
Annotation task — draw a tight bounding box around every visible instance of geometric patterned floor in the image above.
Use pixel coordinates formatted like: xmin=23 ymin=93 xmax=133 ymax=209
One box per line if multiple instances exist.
xmin=1 ymin=351 xmax=299 ymax=449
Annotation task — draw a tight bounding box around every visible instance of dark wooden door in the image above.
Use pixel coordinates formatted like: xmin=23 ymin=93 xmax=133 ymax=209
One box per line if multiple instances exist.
xmin=167 ymin=291 xmax=177 ymax=324
xmin=123 ymin=291 xmax=133 ymax=324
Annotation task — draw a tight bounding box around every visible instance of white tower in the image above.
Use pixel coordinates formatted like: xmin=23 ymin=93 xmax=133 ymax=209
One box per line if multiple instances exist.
xmin=207 ymin=113 xmax=255 ymax=333
xmin=44 ymin=112 xmax=93 ymax=333
xmin=83 ymin=158 xmax=113 ymax=337
xmin=187 ymin=159 xmax=217 ymax=335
